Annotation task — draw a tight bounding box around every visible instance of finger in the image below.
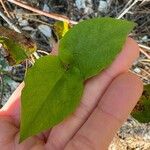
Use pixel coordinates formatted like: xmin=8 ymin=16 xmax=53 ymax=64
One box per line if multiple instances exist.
xmin=45 ymin=38 xmax=139 ymax=149
xmin=65 ymin=72 xmax=143 ymax=150
xmin=0 ymin=82 xmax=24 ymax=125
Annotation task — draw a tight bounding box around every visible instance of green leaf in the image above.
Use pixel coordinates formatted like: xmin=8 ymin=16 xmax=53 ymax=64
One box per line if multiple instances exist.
xmin=0 ymin=27 xmax=37 ymax=65
xmin=59 ymin=17 xmax=135 ymax=79
xmin=0 ymin=37 xmax=27 ymax=65
xmin=20 ymin=17 xmax=135 ymax=142
xmin=20 ymin=55 xmax=83 ymax=142
xmin=132 ymin=84 xmax=150 ymax=123
xmin=53 ymin=21 xmax=70 ymax=39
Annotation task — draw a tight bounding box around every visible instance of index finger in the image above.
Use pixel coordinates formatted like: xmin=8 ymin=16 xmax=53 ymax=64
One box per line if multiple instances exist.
xmin=65 ymin=72 xmax=143 ymax=150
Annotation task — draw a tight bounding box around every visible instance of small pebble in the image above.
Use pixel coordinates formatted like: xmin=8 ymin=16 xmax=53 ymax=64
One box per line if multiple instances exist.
xmin=14 ymin=9 xmax=23 ymax=20
xmin=134 ymin=67 xmax=141 ymax=73
xmin=75 ymin=0 xmax=86 ymax=9
xmin=38 ymin=24 xmax=52 ymax=38
xmin=43 ymin=3 xmax=50 ymax=12
xmin=75 ymin=0 xmax=93 ymax=14
xmin=22 ymin=26 xmax=35 ymax=31
xmin=19 ymin=20 xmax=29 ymax=27
xmin=98 ymin=0 xmax=108 ymax=13
xmin=142 ymin=35 xmax=148 ymax=42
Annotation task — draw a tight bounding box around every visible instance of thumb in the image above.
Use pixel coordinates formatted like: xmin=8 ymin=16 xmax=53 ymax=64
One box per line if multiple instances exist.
xmin=0 ymin=82 xmax=24 ymax=126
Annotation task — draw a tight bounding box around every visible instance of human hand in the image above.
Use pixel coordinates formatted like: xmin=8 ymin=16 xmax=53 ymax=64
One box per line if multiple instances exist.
xmin=0 ymin=38 xmax=143 ymax=150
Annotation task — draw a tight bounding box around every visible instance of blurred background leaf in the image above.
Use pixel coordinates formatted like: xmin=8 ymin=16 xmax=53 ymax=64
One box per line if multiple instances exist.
xmin=132 ymin=84 xmax=150 ymax=123
xmin=0 ymin=27 xmax=37 ymax=65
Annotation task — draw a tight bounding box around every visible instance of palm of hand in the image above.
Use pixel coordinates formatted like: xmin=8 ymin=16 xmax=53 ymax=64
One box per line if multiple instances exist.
xmin=0 ymin=38 xmax=142 ymax=150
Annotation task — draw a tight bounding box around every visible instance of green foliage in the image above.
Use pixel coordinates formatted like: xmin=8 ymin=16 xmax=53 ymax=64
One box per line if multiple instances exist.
xmin=0 ymin=37 xmax=28 ymax=65
xmin=19 ymin=17 xmax=135 ymax=142
xmin=0 ymin=27 xmax=37 ymax=65
xmin=59 ymin=18 xmax=135 ymax=79
xmin=132 ymin=84 xmax=150 ymax=123
xmin=53 ymin=21 xmax=69 ymax=39
xmin=20 ymin=56 xmax=83 ymax=141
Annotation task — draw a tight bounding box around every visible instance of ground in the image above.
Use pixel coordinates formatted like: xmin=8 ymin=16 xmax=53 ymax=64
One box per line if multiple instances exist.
xmin=0 ymin=0 xmax=150 ymax=149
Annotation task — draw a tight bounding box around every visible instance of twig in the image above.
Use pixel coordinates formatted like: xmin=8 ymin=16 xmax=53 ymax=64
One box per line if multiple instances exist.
xmin=0 ymin=0 xmax=12 ymax=18
xmin=37 ymin=50 xmax=50 ymax=55
xmin=30 ymin=55 xmax=35 ymax=64
xmin=33 ymin=52 xmax=40 ymax=59
xmin=139 ymin=44 xmax=150 ymax=51
xmin=140 ymin=68 xmax=150 ymax=77
xmin=7 ymin=0 xmax=78 ymax=24
xmin=117 ymin=0 xmax=133 ymax=18
xmin=140 ymin=48 xmax=150 ymax=59
xmin=22 ymin=15 xmax=52 ymax=26
xmin=131 ymin=70 xmax=149 ymax=81
xmin=13 ymin=12 xmax=40 ymax=16
xmin=140 ymin=0 xmax=150 ymax=6
xmin=139 ymin=59 xmax=150 ymax=63
xmin=117 ymin=0 xmax=139 ymax=19
xmin=28 ymin=59 xmax=34 ymax=66
xmin=0 ymin=9 xmax=21 ymax=33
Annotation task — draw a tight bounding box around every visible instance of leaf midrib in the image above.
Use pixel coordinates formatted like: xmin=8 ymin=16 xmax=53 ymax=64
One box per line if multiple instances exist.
xmin=23 ymin=70 xmax=65 ymax=135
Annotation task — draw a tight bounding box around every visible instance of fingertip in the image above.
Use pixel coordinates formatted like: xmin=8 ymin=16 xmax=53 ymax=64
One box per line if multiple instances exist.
xmin=100 ymin=72 xmax=143 ymax=122
xmin=108 ymin=37 xmax=140 ymax=75
xmin=125 ymin=37 xmax=140 ymax=59
xmin=122 ymin=72 xmax=143 ymax=99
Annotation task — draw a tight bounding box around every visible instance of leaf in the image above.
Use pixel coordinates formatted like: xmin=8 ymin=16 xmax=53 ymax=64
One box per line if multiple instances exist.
xmin=0 ymin=27 xmax=37 ymax=65
xmin=59 ymin=17 xmax=135 ymax=79
xmin=0 ymin=37 xmax=27 ymax=65
xmin=20 ymin=17 xmax=135 ymax=142
xmin=20 ymin=55 xmax=83 ymax=142
xmin=132 ymin=84 xmax=150 ymax=123
xmin=53 ymin=21 xmax=69 ymax=39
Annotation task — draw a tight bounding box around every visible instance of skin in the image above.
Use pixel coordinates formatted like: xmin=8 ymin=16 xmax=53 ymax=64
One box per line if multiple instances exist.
xmin=0 ymin=38 xmax=143 ymax=150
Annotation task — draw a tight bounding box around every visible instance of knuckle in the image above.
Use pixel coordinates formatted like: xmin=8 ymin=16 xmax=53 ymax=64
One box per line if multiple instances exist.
xmin=69 ymin=133 xmax=95 ymax=150
xmin=97 ymin=105 xmax=122 ymax=124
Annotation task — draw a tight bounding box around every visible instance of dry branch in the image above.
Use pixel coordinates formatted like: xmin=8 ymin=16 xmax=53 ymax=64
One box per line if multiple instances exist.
xmin=7 ymin=0 xmax=78 ymax=24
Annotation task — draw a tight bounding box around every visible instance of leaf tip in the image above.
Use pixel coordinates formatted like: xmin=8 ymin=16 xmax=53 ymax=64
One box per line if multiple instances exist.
xmin=19 ymin=127 xmax=32 ymax=143
xmin=19 ymin=133 xmax=26 ymax=144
